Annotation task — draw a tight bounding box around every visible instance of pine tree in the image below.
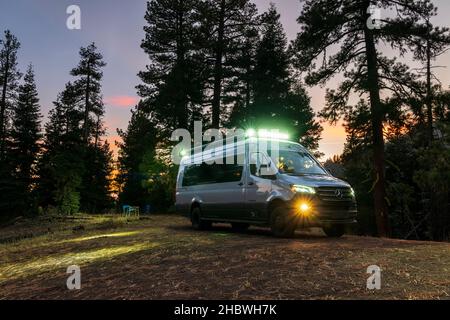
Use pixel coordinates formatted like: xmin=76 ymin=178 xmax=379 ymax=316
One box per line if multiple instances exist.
xmin=434 ymin=89 xmax=450 ymax=122
xmin=409 ymin=5 xmax=450 ymax=142
xmin=286 ymin=84 xmax=323 ymax=152
xmin=292 ymin=0 xmax=440 ymax=237
xmin=9 ymin=65 xmax=42 ymax=214
xmin=0 ymin=30 xmax=22 ymax=161
xmin=249 ymin=5 xmax=322 ymax=151
xmin=138 ymin=0 xmax=205 ymax=133
xmin=252 ymin=5 xmax=290 ymax=116
xmin=0 ymin=30 xmax=22 ymax=218
xmin=38 ymin=66 xmax=112 ymax=214
xmin=37 ymin=82 xmax=85 ymax=214
xmin=68 ymin=43 xmax=112 ymax=213
xmin=130 ymin=0 xmax=212 ymax=211
xmin=226 ymin=26 xmax=259 ymax=127
xmin=117 ymin=104 xmax=159 ymax=208
xmin=199 ymin=0 xmax=258 ymax=128
xmin=80 ymin=141 xmax=113 ymax=213
xmin=70 ymin=43 xmax=106 ymax=143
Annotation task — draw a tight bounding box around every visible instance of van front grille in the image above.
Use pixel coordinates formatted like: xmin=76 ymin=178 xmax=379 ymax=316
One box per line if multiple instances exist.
xmin=316 ymin=187 xmax=354 ymax=202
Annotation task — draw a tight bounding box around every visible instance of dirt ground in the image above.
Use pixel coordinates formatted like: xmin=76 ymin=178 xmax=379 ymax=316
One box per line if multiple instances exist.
xmin=0 ymin=214 xmax=449 ymax=300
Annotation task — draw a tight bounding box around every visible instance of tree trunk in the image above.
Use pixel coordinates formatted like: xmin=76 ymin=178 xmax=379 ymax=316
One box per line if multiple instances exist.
xmin=363 ymin=3 xmax=390 ymax=237
xmin=211 ymin=0 xmax=226 ymax=128
xmin=83 ymin=71 xmax=91 ymax=143
xmin=244 ymin=37 xmax=252 ymax=112
xmin=176 ymin=3 xmax=188 ymax=129
xmin=245 ymin=73 xmax=251 ymax=111
xmin=94 ymin=114 xmax=100 ymax=148
xmin=245 ymin=48 xmax=251 ymax=112
xmin=426 ymin=21 xmax=433 ymax=143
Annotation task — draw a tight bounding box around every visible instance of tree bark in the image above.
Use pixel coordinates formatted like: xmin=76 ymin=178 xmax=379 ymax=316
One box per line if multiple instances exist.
xmin=363 ymin=3 xmax=390 ymax=237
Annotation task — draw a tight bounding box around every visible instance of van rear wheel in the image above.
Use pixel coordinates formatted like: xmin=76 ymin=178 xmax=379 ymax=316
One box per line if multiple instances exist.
xmin=191 ymin=207 xmax=211 ymax=230
xmin=323 ymin=225 xmax=345 ymax=238
xmin=270 ymin=206 xmax=297 ymax=238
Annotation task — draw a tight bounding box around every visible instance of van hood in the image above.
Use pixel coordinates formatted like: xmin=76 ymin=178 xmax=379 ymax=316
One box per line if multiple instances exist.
xmin=278 ymin=174 xmax=351 ymax=188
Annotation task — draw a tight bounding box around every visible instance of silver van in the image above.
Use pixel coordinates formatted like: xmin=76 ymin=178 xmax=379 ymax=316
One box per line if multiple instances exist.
xmin=175 ymin=136 xmax=357 ymax=238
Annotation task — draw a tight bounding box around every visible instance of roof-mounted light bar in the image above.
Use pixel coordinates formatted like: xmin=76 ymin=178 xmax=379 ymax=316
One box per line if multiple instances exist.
xmin=246 ymin=128 xmax=289 ymax=140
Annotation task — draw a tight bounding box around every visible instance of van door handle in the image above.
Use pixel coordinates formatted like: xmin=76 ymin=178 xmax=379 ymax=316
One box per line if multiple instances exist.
xmin=238 ymin=182 xmax=244 ymax=186
xmin=248 ymin=182 xmax=254 ymax=186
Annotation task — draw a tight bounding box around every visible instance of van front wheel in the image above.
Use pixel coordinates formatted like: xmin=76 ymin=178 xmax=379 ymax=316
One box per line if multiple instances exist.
xmin=323 ymin=225 xmax=345 ymax=238
xmin=191 ymin=207 xmax=211 ymax=230
xmin=270 ymin=206 xmax=297 ymax=238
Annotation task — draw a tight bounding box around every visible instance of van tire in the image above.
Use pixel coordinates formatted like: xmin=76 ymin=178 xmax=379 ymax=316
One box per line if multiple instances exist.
xmin=191 ymin=207 xmax=211 ymax=230
xmin=270 ymin=206 xmax=297 ymax=238
xmin=231 ymin=223 xmax=250 ymax=232
xmin=323 ymin=225 xmax=345 ymax=238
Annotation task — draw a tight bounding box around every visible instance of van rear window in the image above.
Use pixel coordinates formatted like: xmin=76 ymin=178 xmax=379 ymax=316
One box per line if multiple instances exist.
xmin=182 ymin=162 xmax=243 ymax=187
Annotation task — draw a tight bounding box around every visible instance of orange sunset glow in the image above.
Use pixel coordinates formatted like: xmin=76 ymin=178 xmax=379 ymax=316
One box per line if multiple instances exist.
xmin=105 ymin=95 xmax=139 ymax=108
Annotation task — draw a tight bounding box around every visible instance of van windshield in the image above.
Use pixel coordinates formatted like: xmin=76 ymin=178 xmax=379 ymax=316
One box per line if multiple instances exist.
xmin=273 ymin=150 xmax=327 ymax=176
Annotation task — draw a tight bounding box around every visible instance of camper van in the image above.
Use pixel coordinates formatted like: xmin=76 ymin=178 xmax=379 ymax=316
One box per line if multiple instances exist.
xmin=175 ymin=134 xmax=357 ymax=238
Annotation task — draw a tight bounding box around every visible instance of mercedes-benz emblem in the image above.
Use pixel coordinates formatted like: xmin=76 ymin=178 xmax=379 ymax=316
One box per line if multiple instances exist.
xmin=334 ymin=189 xmax=343 ymax=199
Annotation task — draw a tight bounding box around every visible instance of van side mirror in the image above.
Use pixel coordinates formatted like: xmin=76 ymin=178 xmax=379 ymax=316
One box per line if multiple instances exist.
xmin=258 ymin=163 xmax=277 ymax=180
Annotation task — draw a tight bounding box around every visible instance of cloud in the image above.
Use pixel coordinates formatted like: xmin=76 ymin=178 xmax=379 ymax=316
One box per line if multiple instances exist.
xmin=105 ymin=95 xmax=139 ymax=108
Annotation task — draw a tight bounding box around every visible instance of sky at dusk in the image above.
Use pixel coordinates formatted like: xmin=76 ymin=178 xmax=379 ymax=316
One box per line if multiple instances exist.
xmin=1 ymin=0 xmax=449 ymax=159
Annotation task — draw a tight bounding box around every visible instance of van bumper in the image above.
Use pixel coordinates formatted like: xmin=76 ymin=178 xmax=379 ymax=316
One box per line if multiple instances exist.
xmin=287 ymin=196 xmax=358 ymax=227
xmin=314 ymin=208 xmax=358 ymax=225
xmin=301 ymin=212 xmax=358 ymax=227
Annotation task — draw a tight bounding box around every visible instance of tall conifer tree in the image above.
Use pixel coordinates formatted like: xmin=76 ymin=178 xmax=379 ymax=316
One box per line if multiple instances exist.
xmin=292 ymin=0 xmax=440 ymax=236
xmin=9 ymin=65 xmax=42 ymax=214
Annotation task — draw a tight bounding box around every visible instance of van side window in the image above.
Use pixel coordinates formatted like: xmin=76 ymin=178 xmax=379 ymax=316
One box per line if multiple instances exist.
xmin=182 ymin=163 xmax=211 ymax=186
xmin=182 ymin=164 xmax=200 ymax=187
xmin=182 ymin=161 xmax=243 ymax=186
xmin=214 ymin=163 xmax=243 ymax=183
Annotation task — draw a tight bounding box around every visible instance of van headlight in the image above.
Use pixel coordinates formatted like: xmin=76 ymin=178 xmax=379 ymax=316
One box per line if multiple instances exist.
xmin=291 ymin=185 xmax=316 ymax=194
xmin=350 ymin=187 xmax=356 ymax=198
